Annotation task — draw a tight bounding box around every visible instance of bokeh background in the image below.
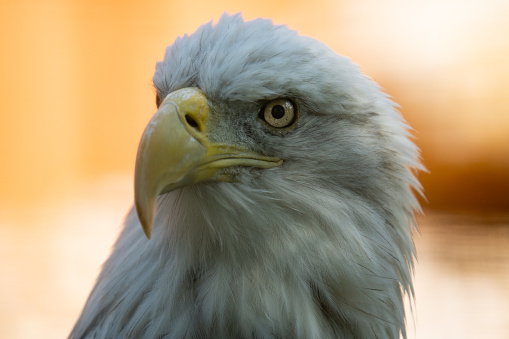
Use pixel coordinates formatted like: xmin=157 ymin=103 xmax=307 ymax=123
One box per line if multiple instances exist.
xmin=1 ymin=0 xmax=508 ymax=338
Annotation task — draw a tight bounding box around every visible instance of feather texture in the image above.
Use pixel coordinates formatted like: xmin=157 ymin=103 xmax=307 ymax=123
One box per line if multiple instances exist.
xmin=70 ymin=13 xmax=422 ymax=339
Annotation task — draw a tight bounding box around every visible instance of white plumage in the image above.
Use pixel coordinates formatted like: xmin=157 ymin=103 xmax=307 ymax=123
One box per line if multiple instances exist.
xmin=70 ymin=14 xmax=422 ymax=338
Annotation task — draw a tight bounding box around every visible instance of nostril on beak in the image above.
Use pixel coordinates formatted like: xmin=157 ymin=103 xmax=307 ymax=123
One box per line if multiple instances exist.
xmin=185 ymin=114 xmax=200 ymax=131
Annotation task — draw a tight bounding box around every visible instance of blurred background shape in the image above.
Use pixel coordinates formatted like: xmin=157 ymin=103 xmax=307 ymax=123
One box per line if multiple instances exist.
xmin=0 ymin=0 xmax=508 ymax=338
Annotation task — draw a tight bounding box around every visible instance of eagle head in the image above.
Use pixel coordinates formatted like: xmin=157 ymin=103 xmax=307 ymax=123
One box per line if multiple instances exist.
xmin=71 ymin=13 xmax=422 ymax=339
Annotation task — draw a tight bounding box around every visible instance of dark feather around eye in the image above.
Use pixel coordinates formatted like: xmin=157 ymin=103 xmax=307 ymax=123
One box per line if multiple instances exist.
xmin=155 ymin=93 xmax=162 ymax=108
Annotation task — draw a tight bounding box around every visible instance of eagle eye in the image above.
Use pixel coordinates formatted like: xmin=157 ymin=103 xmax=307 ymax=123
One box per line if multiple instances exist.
xmin=261 ymin=99 xmax=297 ymax=129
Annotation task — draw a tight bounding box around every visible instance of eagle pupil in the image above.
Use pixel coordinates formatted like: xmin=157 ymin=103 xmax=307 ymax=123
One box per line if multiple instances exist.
xmin=271 ymin=105 xmax=285 ymax=119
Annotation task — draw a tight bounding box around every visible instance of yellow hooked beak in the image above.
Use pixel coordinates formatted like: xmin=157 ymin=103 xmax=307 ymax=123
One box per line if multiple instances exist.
xmin=134 ymin=88 xmax=282 ymax=239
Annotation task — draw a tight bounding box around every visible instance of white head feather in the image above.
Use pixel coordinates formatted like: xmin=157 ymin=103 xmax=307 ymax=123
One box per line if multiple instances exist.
xmin=71 ymin=13 xmax=422 ymax=339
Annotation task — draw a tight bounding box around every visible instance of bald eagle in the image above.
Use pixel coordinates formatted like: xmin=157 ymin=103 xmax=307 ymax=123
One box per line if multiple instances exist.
xmin=70 ymin=14 xmax=422 ymax=339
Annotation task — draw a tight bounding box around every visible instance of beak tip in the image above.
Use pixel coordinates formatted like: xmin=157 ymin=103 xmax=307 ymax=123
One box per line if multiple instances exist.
xmin=135 ymin=199 xmax=154 ymax=240
xmin=143 ymin=228 xmax=152 ymax=240
xmin=139 ymin=214 xmax=153 ymax=240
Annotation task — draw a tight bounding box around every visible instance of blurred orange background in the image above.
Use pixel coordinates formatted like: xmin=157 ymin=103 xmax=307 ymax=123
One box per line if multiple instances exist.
xmin=1 ymin=0 xmax=508 ymax=338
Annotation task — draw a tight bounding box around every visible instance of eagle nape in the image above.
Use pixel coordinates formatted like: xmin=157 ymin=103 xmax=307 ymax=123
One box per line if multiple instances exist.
xmin=70 ymin=13 xmax=422 ymax=339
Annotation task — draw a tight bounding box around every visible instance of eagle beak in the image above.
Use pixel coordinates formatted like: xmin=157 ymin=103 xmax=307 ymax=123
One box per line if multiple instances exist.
xmin=134 ymin=87 xmax=282 ymax=239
